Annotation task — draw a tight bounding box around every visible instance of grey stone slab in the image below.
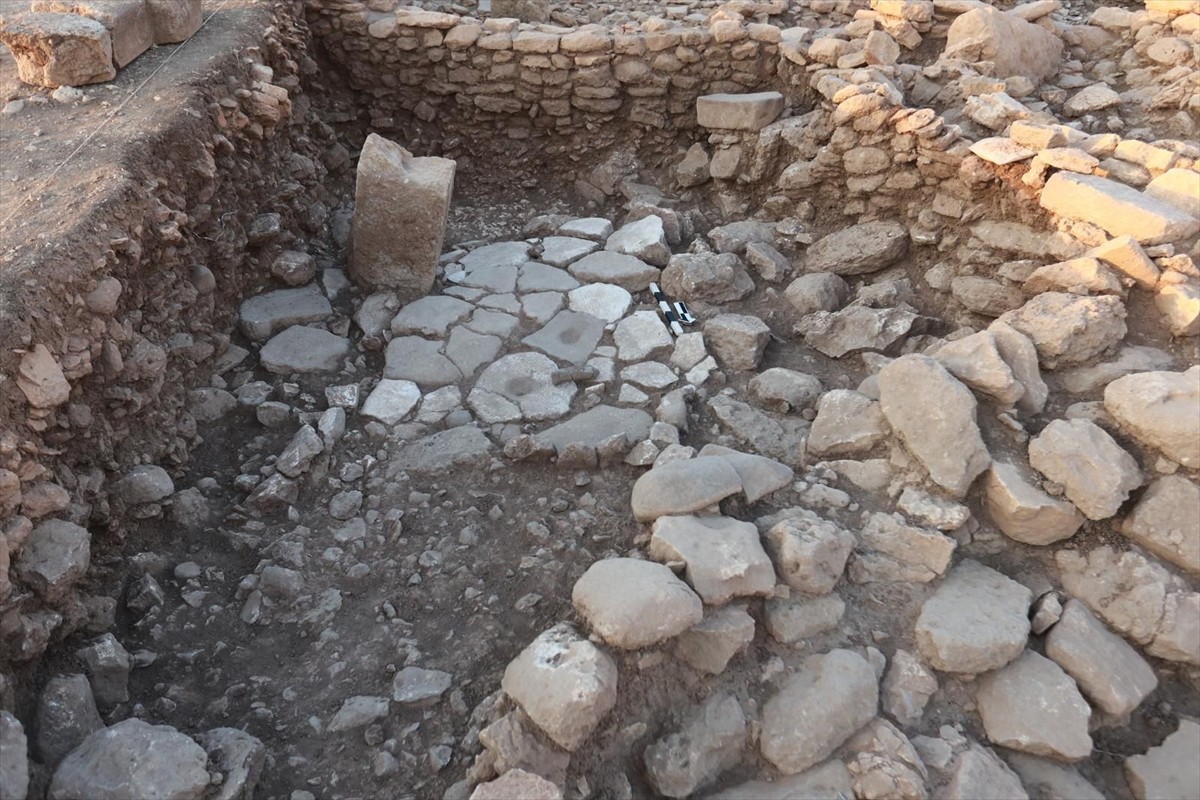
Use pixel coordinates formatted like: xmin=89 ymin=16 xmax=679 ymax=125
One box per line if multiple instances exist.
xmin=522 ymin=310 xmax=605 ymax=364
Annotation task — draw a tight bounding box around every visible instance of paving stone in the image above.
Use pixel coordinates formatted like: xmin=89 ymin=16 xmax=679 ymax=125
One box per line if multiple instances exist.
xmin=630 ymin=456 xmax=744 ymax=522
xmin=807 ymin=389 xmax=887 ymax=458
xmin=457 ymin=263 xmax=520 ymax=293
xmin=383 ymin=336 xmax=461 ymax=387
xmin=572 ymin=558 xmax=702 ymax=649
xmin=468 ymin=353 xmax=576 ymax=423
xmin=649 ymin=515 xmax=775 ymax=605
xmin=915 ymin=560 xmax=1031 ymax=674
xmin=556 ymin=216 xmax=613 ymax=242
xmin=47 ymin=719 xmax=209 ymax=800
xmin=477 ymin=292 xmax=521 ymax=313
xmin=1028 ymin=418 xmax=1141 ymax=521
xmin=644 ymin=693 xmax=746 ymax=797
xmin=760 ymin=649 xmax=879 ymax=775
xmin=1104 ymin=367 xmax=1200 ymax=469
xmin=568 ymin=251 xmax=659 ymax=291
xmin=260 ymin=326 xmax=350 ymax=374
xmin=445 ymin=327 xmax=501 ymax=378
xmin=457 ymin=241 xmax=532 ymax=272
xmin=567 ymin=283 xmax=632 ymax=323
xmin=538 ymin=237 xmax=598 ymax=268
xmin=350 ymin=133 xmax=454 ymax=298
xmin=620 ymin=361 xmax=676 ymax=390
xmin=614 ymin=310 xmax=674 ymax=361
xmin=697 ymin=444 xmax=793 ymax=503
xmin=976 ymin=651 xmax=1092 ymax=761
xmin=696 ymin=91 xmax=784 ymax=131
xmin=239 ymin=286 xmax=332 ymax=341
xmin=463 ymin=308 xmax=520 ymax=338
xmin=391 ymin=427 xmax=493 ymax=476
xmin=518 ymin=262 xmax=581 ymax=292
xmin=1045 ymin=599 xmax=1157 ymax=718
xmin=522 ymin=310 xmax=605 ymax=364
xmin=361 ymin=379 xmax=421 ymax=426
xmin=389 ymin=295 xmax=473 ymax=337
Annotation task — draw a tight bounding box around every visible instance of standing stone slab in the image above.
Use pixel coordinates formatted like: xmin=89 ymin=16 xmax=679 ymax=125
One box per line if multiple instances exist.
xmin=878 ymin=355 xmax=991 ymax=498
xmin=976 ymin=651 xmax=1092 ymax=761
xmin=1046 ymin=599 xmax=1157 ymax=718
xmin=914 ymin=560 xmax=1031 ymax=674
xmin=350 ymin=133 xmax=455 ymax=300
xmin=500 ymin=624 xmax=618 ymax=751
xmin=759 ymin=649 xmax=879 ymax=775
xmin=0 ymin=13 xmax=115 ymax=87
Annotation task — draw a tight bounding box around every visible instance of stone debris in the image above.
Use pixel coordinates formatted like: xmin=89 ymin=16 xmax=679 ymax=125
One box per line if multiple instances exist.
xmin=649 ymin=516 xmax=775 ymax=605
xmin=643 ymin=692 xmax=746 ymax=797
xmin=572 ymin=558 xmax=702 ymax=649
xmin=1028 ymin=419 xmax=1142 ymax=521
xmin=674 ymin=605 xmax=756 ymax=675
xmin=976 ymin=650 xmax=1093 ymax=761
xmin=984 ymin=462 xmax=1084 ymax=546
xmin=915 ymin=560 xmax=1031 ymax=674
xmin=762 ymin=510 xmax=855 ymax=596
xmin=1104 ymin=367 xmax=1200 ymax=469
xmin=803 ymin=221 xmax=910 ymax=276
xmin=1120 ymin=476 xmax=1200 ymax=575
xmin=882 ymin=649 xmax=938 ymax=727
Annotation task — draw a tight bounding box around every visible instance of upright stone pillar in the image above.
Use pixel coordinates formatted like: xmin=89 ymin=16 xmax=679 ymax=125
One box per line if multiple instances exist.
xmin=349 ymin=133 xmax=456 ymax=301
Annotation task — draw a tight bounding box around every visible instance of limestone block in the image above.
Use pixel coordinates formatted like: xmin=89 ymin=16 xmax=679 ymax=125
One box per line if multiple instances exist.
xmin=350 ymin=133 xmax=455 ymax=300
xmin=696 ymin=91 xmax=784 ymax=131
xmin=32 ymin=1 xmax=152 ymax=67
xmin=145 ymin=0 xmax=201 ymax=43
xmin=1040 ymin=172 xmax=1200 ymax=246
xmin=0 ymin=12 xmax=115 ymax=87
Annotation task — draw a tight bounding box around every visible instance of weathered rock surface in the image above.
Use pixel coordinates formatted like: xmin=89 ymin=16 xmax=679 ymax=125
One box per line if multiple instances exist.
xmin=501 ymin=624 xmax=618 ymax=752
xmin=1040 ymin=172 xmax=1200 ymax=246
xmin=674 ymin=605 xmax=756 ymax=675
xmin=807 ymin=390 xmax=887 ymax=458
xmin=999 ymin=293 xmax=1127 ymax=370
xmin=763 ymin=510 xmax=855 ymax=595
xmin=1028 ymin=419 xmax=1141 ymax=521
xmin=350 ymin=133 xmax=455 ymax=298
xmin=759 ymin=649 xmax=878 ymax=774
xmin=879 ymin=355 xmax=991 ymax=498
xmin=48 ymin=719 xmax=210 ymax=800
xmin=0 ymin=12 xmax=116 ymax=87
xmin=933 ymin=331 xmax=1024 ymax=406
xmin=851 ymin=511 xmax=957 ymax=584
xmin=763 ymin=593 xmax=845 ymax=644
xmin=36 ymin=674 xmax=104 ymax=768
xmin=630 ymin=456 xmax=744 ymax=522
xmin=798 ymin=305 xmax=925 ymax=358
xmin=1124 ymin=720 xmax=1200 ymax=800
xmin=696 ymin=91 xmax=784 ymax=131
xmin=882 ymin=649 xmax=938 ymax=727
xmin=976 ymin=651 xmax=1092 ymax=761
xmin=239 ymin=286 xmax=332 ymax=341
xmin=704 ymin=314 xmax=771 ymax=371
xmin=944 ymin=7 xmax=1063 ymax=83
xmin=661 ymin=252 xmax=755 ymax=304
xmin=649 ymin=516 xmax=775 ymax=605
xmin=644 ymin=693 xmax=746 ymax=797
xmin=0 ymin=710 xmax=29 ymax=800
xmin=1104 ymin=367 xmax=1200 ymax=469
xmin=708 ymin=760 xmax=853 ymax=800
xmin=803 ymin=221 xmax=910 ymax=276
xmin=984 ymin=462 xmax=1084 ymax=545
xmin=1006 ymin=754 xmax=1104 ymax=800
xmin=1120 ymin=476 xmax=1200 ymax=574
xmin=915 ymin=560 xmax=1031 ymax=674
xmin=470 ymin=769 xmax=562 ymax=800
xmin=1046 ymin=599 xmax=1157 ymax=718
xmin=572 ymin=558 xmax=703 ymax=649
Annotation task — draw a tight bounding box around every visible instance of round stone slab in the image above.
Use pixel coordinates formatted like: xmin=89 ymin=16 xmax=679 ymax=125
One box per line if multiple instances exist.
xmin=468 ymin=352 xmax=576 ymax=423
xmin=572 ymin=558 xmax=703 ymax=649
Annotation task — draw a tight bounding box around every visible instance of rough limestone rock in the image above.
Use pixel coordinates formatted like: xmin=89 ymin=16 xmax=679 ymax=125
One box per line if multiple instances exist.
xmin=1028 ymin=419 xmax=1142 ymax=521
xmin=0 ymin=710 xmax=29 ymax=800
xmin=572 ymin=558 xmax=703 ymax=649
xmin=1006 ymin=754 xmax=1104 ymax=800
xmin=500 ymin=624 xmax=618 ymax=751
xmin=943 ymin=7 xmax=1063 ymax=83
xmin=644 ymin=693 xmax=746 ymax=797
xmin=478 ymin=712 xmax=569 ymax=789
xmin=259 ymin=326 xmax=350 ymax=374
xmin=696 ymin=445 xmax=793 ymax=504
xmin=942 ymin=743 xmax=1031 ymax=800
xmin=704 ymin=314 xmax=771 ymax=371
xmin=915 ymin=560 xmax=1031 ymax=674
xmin=988 ymin=319 xmax=1049 ymax=416
xmin=785 ymin=273 xmax=850 ymax=316
xmin=1040 ymin=172 xmax=1200 ymax=246
xmin=15 ymin=519 xmax=90 ymax=601
xmin=48 ymin=719 xmax=210 ymax=800
xmin=999 ymin=293 xmax=1127 ymax=370
xmin=797 ymin=305 xmax=925 ymax=358
xmin=933 ymin=331 xmax=1024 ymax=406
xmin=661 ymin=252 xmax=755 ymax=304
xmin=879 ymin=355 xmax=991 ymax=498
xmin=350 ymin=133 xmax=455 ymax=299
xmin=630 ymin=456 xmax=744 ymax=522
xmin=649 ymin=516 xmax=775 ymax=605
xmin=851 ymin=511 xmax=957 ymax=584
xmin=1104 ymin=367 xmax=1200 ymax=469
xmin=605 ymin=215 xmax=670 ymax=267
xmin=470 ymin=769 xmax=562 ymax=800
xmin=976 ymin=651 xmax=1092 ymax=761
xmin=759 ymin=649 xmax=879 ymax=774
xmin=0 ymin=12 xmax=115 ymax=87
xmin=748 ymin=368 xmax=823 ymax=413
xmin=674 ymin=606 xmax=756 ymax=675
xmin=18 ymin=343 xmax=71 ymax=408
xmin=845 ymin=719 xmax=929 ymax=800
xmin=1046 ymin=599 xmax=1157 ymax=718
xmin=36 ymin=674 xmax=104 ymax=768
xmin=882 ymin=649 xmax=938 ymax=727
xmin=1121 ymin=476 xmax=1200 ymax=574
xmin=708 ymin=760 xmax=854 ymax=800
xmin=763 ymin=510 xmax=855 ymax=595
xmin=807 ymin=390 xmax=887 ymax=458
xmin=195 ymin=727 xmax=267 ymax=800
xmin=763 ymin=594 xmax=845 ymax=644
xmin=146 ymin=0 xmax=201 ymax=44
xmin=803 ymin=221 xmax=910 ymax=276
xmin=984 ymin=462 xmax=1084 ymax=545
xmin=1124 ymin=720 xmax=1200 ymax=800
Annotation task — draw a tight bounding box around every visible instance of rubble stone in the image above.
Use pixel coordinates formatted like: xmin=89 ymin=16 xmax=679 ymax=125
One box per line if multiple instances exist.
xmin=644 ymin=693 xmax=746 ymax=797
xmin=572 ymin=558 xmax=703 ymax=649
xmin=649 ymin=516 xmax=775 ymax=605
xmin=48 ymin=719 xmax=210 ymax=800
xmin=1104 ymin=367 xmax=1200 ymax=469
xmin=1028 ymin=418 xmax=1141 ymax=521
xmin=915 ymin=560 xmax=1031 ymax=674
xmin=1046 ymin=599 xmax=1157 ymax=718
xmin=976 ymin=651 xmax=1092 ymax=761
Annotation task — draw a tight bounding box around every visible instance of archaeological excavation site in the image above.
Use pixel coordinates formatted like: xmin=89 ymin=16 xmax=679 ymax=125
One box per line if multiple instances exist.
xmin=1 ymin=0 xmax=1200 ymax=797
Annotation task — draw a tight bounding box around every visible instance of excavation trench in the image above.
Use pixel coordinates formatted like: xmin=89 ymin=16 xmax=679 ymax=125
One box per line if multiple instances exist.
xmin=1 ymin=1 xmax=1198 ymax=799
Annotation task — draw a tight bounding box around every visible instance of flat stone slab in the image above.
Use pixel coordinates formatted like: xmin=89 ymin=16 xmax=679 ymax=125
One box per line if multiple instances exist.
xmin=521 ymin=310 xmax=605 ymax=364
xmin=457 ymin=241 xmax=532 ymax=272
xmin=392 ymin=427 xmax=494 ymax=475
xmin=260 ymin=326 xmax=349 ymax=374
xmin=1046 ymin=599 xmax=1157 ymax=717
xmin=649 ymin=515 xmax=776 ymax=605
xmin=969 ymin=137 xmax=1035 ymax=165
xmin=518 ymin=263 xmax=581 ymax=292
xmin=697 ymin=91 xmax=785 ymax=131
xmin=915 ymin=560 xmax=1031 ymax=674
xmin=383 ymin=336 xmax=462 ymax=387
xmin=572 ymin=558 xmax=703 ymax=649
xmin=976 ymin=650 xmax=1093 ymax=761
xmin=1040 ymin=172 xmax=1200 ymax=245
xmin=568 ymin=283 xmax=632 ymax=323
xmin=468 ymin=352 xmax=576 ymax=423
xmin=360 ymin=379 xmax=421 ymax=426
xmin=390 ymin=295 xmax=473 ymax=337
xmin=614 ymin=310 xmax=673 ymax=361
xmin=1125 ymin=719 xmax=1200 ymax=800
xmin=48 ymin=719 xmax=209 ymax=800
xmin=557 ymin=217 xmax=613 ymax=242
xmin=445 ymin=327 xmax=501 ymax=378
xmin=804 ymin=221 xmax=910 ymax=276
xmin=568 ymin=251 xmax=660 ymax=291
xmin=533 ymin=405 xmax=652 ymax=451
xmin=539 ymin=237 xmax=599 ymax=268
xmin=631 ymin=456 xmax=744 ymax=522
xmin=240 ymin=286 xmax=332 ymax=341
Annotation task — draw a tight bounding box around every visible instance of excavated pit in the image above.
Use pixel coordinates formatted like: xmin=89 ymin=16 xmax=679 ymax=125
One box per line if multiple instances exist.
xmin=1 ymin=0 xmax=1199 ymax=799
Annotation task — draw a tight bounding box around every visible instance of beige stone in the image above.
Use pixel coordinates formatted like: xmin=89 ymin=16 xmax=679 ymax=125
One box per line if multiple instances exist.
xmin=0 ymin=12 xmax=115 ymax=87
xmin=1121 ymin=476 xmax=1200 ymax=574
xmin=1023 ymin=257 xmax=1122 ymax=296
xmin=998 ymin=292 xmax=1127 ymax=370
xmin=1028 ymin=418 xmax=1141 ymax=521
xmin=1125 ymin=720 xmax=1200 ymax=800
xmin=1104 ymin=367 xmax=1200 ymax=469
xmin=350 ymin=133 xmax=455 ymax=299
xmin=1156 ymin=281 xmax=1200 ymax=337
xmin=943 ymin=7 xmax=1062 ymax=83
xmin=31 ymin=0 xmax=151 ymax=68
xmin=649 ymin=516 xmax=775 ymax=605
xmin=1040 ymin=172 xmax=1200 ymax=245
xmin=572 ymin=558 xmax=702 ymax=649
xmin=1046 ymin=599 xmax=1157 ymax=718
xmin=471 ymin=770 xmax=562 ymax=800
xmin=933 ymin=330 xmax=1025 ymax=406
xmin=1089 ymin=235 xmax=1161 ymax=289
xmin=696 ymin=91 xmax=784 ymax=131
xmin=976 ymin=651 xmax=1092 ymax=762
xmin=985 ymin=461 xmax=1083 ymax=545
xmin=145 ymin=0 xmax=201 ymax=44
xmin=1144 ymin=167 xmax=1200 ymax=217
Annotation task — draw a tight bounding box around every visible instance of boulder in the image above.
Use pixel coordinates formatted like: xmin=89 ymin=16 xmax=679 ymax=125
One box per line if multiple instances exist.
xmin=998 ymin=293 xmax=1127 ymax=370
xmin=1039 ymin=172 xmax=1200 ymax=245
xmin=1104 ymin=367 xmax=1200 ymax=469
xmin=1028 ymin=419 xmax=1141 ymax=521
xmin=915 ymin=560 xmax=1031 ymax=674
xmin=0 ymin=12 xmax=115 ymax=87
xmin=644 ymin=693 xmax=746 ymax=797
xmin=988 ymin=320 xmax=1048 ymax=416
xmin=36 ymin=675 xmax=103 ymax=768
xmin=785 ymin=273 xmax=850 ymax=316
xmin=350 ymin=133 xmax=455 ymax=299
xmin=194 ymin=727 xmax=267 ymax=800
xmin=748 ymin=368 xmax=823 ymax=413
xmin=759 ymin=650 xmax=879 ymax=774
xmin=943 ymin=7 xmax=1063 ymax=83
xmin=48 ymin=719 xmax=209 ymax=800
xmin=984 ymin=462 xmax=1084 ymax=545
xmin=878 ymin=355 xmax=991 ymax=498
xmin=569 ymin=251 xmax=659 ymax=292
xmin=941 ymin=744 xmax=1030 ymax=800
xmin=17 ymin=344 xmax=71 ymax=408
xmin=478 ymin=712 xmax=569 ymax=789
xmin=1055 ymin=547 xmax=1174 ymax=647
xmin=661 ymin=252 xmax=755 ymax=304
xmin=1045 ymin=599 xmax=1157 ymax=718
xmin=145 ymin=0 xmax=201 ymax=43
xmin=14 ymin=519 xmax=89 ymax=602
xmin=500 ymin=624 xmax=618 ymax=751
xmin=704 ymin=314 xmax=771 ymax=371
xmin=572 ymin=558 xmax=703 ymax=649
xmin=975 ymin=651 xmax=1092 ymax=761
xmin=803 ymin=221 xmax=910 ymax=276
xmin=649 ymin=516 xmax=775 ymax=605
xmin=1120 ymin=476 xmax=1200 ymax=574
